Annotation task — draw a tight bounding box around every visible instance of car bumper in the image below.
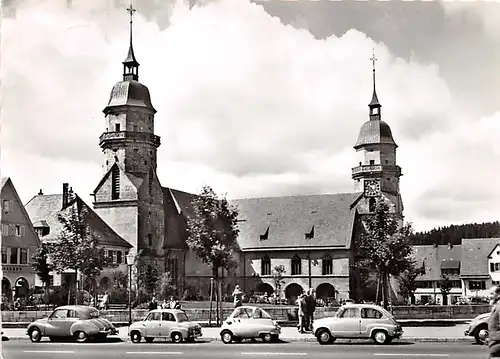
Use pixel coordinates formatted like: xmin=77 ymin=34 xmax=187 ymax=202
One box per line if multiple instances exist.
xmin=464 ymin=329 xmax=471 ymax=336
xmin=392 ymin=330 xmax=404 ymax=339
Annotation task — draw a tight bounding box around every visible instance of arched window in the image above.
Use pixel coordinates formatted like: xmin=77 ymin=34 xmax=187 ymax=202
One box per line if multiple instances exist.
xmin=369 ymin=197 xmax=376 ymax=212
xmin=291 ymin=254 xmax=302 ymax=276
xmin=322 ymin=254 xmax=333 ymax=275
xmin=261 ymin=255 xmax=271 ymax=276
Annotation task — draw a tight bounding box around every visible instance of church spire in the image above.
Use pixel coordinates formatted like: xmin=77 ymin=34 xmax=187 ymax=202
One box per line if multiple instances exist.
xmin=369 ymin=48 xmax=381 ymax=120
xmin=122 ymin=1 xmax=140 ymax=81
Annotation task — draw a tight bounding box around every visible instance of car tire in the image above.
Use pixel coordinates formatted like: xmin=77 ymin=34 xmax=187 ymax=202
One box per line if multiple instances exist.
xmin=372 ymin=330 xmax=389 ymax=345
xmin=29 ymin=327 xmax=42 ymax=343
xmin=145 ymin=337 xmax=154 ymax=343
xmin=171 ymin=332 xmax=183 ymax=343
xmin=316 ymin=329 xmax=333 ymax=345
xmin=130 ymin=331 xmax=142 ymax=343
xmin=261 ymin=333 xmax=273 ymax=343
xmin=475 ymin=325 xmax=489 ymax=345
xmin=74 ymin=331 xmax=88 ymax=343
xmin=221 ymin=330 xmax=233 ymax=344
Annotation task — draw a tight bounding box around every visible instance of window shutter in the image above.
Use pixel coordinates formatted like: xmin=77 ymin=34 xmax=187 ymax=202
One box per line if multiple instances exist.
xmin=20 ymin=225 xmax=25 ymax=236
xmin=492 ymin=263 xmax=495 ymax=272
xmin=9 ymin=225 xmax=16 ymax=236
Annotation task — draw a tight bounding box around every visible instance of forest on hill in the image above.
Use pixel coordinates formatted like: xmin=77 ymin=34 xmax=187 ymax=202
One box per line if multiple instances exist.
xmin=410 ymin=221 xmax=500 ymax=245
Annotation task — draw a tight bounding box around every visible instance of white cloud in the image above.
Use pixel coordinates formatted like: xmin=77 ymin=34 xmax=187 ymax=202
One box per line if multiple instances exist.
xmin=1 ymin=0 xmax=499 ymax=232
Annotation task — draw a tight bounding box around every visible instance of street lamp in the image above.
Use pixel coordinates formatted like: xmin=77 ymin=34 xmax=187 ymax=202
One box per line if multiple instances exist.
xmin=126 ymin=252 xmax=135 ymax=327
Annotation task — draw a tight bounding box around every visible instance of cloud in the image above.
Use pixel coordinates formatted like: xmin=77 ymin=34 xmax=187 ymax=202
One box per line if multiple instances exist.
xmin=1 ymin=0 xmax=498 ymax=232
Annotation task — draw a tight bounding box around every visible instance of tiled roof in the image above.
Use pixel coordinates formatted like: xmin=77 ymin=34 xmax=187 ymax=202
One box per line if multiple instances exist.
xmin=441 ymin=259 xmax=460 ymax=269
xmin=412 ymin=245 xmax=462 ymax=281
xmin=0 ymin=177 xmax=8 ymax=189
xmin=25 ymin=193 xmax=131 ymax=248
xmin=230 ymin=193 xmax=361 ymax=250
xmin=461 ymin=238 xmax=500 ymax=277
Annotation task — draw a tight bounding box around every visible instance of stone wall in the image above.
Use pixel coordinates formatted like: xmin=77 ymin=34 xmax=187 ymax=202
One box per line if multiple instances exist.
xmin=2 ymin=305 xmax=490 ymax=324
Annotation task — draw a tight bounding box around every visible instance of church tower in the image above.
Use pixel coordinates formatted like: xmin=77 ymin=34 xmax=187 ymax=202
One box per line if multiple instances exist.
xmin=352 ymin=51 xmax=403 ymax=217
xmin=93 ymin=3 xmax=165 ymax=261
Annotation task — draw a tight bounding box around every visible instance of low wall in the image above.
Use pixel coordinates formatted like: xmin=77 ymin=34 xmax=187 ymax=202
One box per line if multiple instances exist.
xmin=1 ymin=305 xmax=490 ymax=324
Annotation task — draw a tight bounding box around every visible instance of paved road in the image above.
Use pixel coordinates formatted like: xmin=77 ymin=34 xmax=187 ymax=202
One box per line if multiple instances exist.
xmin=2 ymin=340 xmax=490 ymax=359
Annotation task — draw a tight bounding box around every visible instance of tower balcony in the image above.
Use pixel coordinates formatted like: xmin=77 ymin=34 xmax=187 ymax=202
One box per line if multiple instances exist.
xmin=99 ymin=131 xmax=161 ymax=148
xmin=351 ymin=164 xmax=402 ymax=178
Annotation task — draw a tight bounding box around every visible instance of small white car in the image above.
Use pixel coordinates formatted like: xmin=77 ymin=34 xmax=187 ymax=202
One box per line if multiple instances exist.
xmin=220 ymin=306 xmax=281 ymax=344
xmin=312 ymin=304 xmax=403 ymax=345
xmin=129 ymin=309 xmax=202 ymax=343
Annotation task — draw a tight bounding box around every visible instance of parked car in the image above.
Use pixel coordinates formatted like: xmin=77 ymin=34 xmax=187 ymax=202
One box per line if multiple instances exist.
xmin=219 ymin=306 xmax=281 ymax=344
xmin=26 ymin=305 xmax=118 ymax=343
xmin=129 ymin=309 xmax=202 ymax=343
xmin=312 ymin=303 xmax=403 ymax=345
xmin=465 ymin=312 xmax=490 ymax=344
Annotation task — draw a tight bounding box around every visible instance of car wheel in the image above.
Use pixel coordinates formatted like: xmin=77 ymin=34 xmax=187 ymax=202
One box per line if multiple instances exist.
xmin=475 ymin=326 xmax=489 ymax=345
xmin=74 ymin=331 xmax=88 ymax=343
xmin=145 ymin=337 xmax=154 ymax=343
xmin=130 ymin=331 xmax=142 ymax=343
xmin=171 ymin=332 xmax=183 ymax=343
xmin=316 ymin=329 xmax=333 ymax=345
xmin=221 ymin=330 xmax=233 ymax=344
xmin=372 ymin=330 xmax=389 ymax=345
xmin=261 ymin=333 xmax=272 ymax=343
xmin=29 ymin=327 xmax=42 ymax=343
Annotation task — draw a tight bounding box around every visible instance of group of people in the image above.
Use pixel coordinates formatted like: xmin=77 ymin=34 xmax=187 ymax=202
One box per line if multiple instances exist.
xmin=148 ymin=296 xmax=182 ymax=311
xmin=297 ymin=288 xmax=317 ymax=333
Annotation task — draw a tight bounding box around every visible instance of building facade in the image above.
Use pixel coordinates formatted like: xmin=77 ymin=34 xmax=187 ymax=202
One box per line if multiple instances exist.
xmin=1 ymin=177 xmax=41 ymax=303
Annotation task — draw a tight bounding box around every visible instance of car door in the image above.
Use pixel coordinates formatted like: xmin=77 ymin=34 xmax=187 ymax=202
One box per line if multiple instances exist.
xmin=251 ymin=308 xmax=272 ymax=336
xmin=334 ymin=307 xmax=361 ymax=338
xmin=160 ymin=312 xmax=176 ymax=337
xmin=45 ymin=309 xmax=71 ymax=336
xmin=231 ymin=307 xmax=253 ymax=337
xmin=145 ymin=312 xmax=162 ymax=337
xmin=360 ymin=307 xmax=383 ymax=337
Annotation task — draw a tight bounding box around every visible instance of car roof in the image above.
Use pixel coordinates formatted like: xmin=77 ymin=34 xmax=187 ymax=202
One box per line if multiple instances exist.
xmin=342 ymin=303 xmax=386 ymax=310
xmin=55 ymin=305 xmax=97 ymax=313
xmin=149 ymin=309 xmax=185 ymax=313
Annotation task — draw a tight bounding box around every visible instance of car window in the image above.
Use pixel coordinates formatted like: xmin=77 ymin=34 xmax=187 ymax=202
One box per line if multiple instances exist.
xmin=176 ymin=312 xmax=189 ymax=322
xmin=146 ymin=312 xmax=161 ymax=321
xmin=162 ymin=312 xmax=175 ymax=322
xmin=51 ymin=309 xmax=68 ymax=319
xmin=89 ymin=310 xmax=100 ymax=318
xmin=68 ymin=310 xmax=80 ymax=319
xmin=361 ymin=308 xmax=383 ymax=319
xmin=340 ymin=308 xmax=360 ymax=318
xmin=233 ymin=308 xmax=253 ymax=319
xmin=260 ymin=309 xmax=272 ymax=319
xmin=253 ymin=308 xmax=263 ymax=319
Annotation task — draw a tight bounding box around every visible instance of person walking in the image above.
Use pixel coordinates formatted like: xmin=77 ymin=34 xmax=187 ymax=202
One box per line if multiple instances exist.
xmin=305 ymin=288 xmax=317 ymax=331
xmin=489 ymin=286 xmax=500 ymax=358
xmin=297 ymin=293 xmax=307 ymax=334
xmin=232 ymin=285 xmax=244 ymax=308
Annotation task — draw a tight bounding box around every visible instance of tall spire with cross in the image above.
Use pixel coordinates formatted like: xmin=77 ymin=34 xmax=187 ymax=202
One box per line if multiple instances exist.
xmin=122 ymin=1 xmax=140 ymax=81
xmin=369 ymin=48 xmax=381 ymax=120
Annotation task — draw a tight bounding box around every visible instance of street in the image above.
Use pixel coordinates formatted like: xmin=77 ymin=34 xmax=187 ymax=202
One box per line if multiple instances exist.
xmin=1 ymin=340 xmax=490 ymax=359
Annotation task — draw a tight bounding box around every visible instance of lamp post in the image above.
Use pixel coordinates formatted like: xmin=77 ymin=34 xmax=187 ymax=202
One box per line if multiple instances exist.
xmin=126 ymin=252 xmax=135 ymax=327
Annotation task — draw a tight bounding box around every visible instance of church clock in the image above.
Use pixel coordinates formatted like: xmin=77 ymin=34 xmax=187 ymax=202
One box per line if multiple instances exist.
xmin=364 ymin=179 xmax=381 ymax=197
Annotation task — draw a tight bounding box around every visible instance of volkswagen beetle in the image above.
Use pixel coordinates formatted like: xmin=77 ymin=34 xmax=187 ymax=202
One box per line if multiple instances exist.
xmin=129 ymin=309 xmax=202 ymax=343
xmin=26 ymin=305 xmax=118 ymax=343
xmin=464 ymin=312 xmax=490 ymax=344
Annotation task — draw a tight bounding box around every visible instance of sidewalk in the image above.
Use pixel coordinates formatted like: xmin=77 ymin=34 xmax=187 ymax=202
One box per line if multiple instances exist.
xmin=2 ymin=324 xmax=474 ymax=343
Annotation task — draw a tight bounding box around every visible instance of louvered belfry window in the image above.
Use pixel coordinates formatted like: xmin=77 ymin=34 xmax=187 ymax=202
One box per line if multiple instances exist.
xmin=111 ymin=166 xmax=120 ymax=200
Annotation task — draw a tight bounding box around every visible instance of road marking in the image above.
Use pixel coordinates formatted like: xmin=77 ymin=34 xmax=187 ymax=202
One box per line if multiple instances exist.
xmin=24 ymin=351 xmax=75 ymax=354
xmin=126 ymin=352 xmax=183 ymax=355
xmin=241 ymin=354 xmax=307 ymax=357
xmin=373 ymin=355 xmax=449 ymax=357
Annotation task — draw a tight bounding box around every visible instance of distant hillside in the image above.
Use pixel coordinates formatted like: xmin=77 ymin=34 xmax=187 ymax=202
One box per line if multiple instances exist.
xmin=410 ymin=221 xmax=500 ymax=246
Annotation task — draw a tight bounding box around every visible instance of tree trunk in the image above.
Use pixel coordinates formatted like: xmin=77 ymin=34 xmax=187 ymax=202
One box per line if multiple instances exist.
xmin=381 ymin=272 xmax=389 ymax=309
xmin=214 ymin=268 xmax=220 ymax=327
xmin=442 ymin=292 xmax=448 ymax=305
xmin=75 ymin=269 xmax=78 ymax=305
xmin=44 ymin=281 xmax=49 ymax=310
xmin=209 ymin=277 xmax=214 ymax=327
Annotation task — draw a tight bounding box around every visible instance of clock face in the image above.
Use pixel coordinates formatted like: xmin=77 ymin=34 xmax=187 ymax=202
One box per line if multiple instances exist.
xmin=364 ymin=179 xmax=381 ymax=197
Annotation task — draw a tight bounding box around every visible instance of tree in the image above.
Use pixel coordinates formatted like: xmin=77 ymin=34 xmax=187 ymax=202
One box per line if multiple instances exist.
xmin=398 ymin=262 xmax=424 ymax=305
xmin=138 ymin=264 xmax=159 ymax=297
xmin=186 ymin=185 xmax=240 ymax=326
xmin=156 ymin=272 xmax=176 ymax=299
xmin=48 ymin=200 xmax=109 ymax=305
xmin=356 ymin=199 xmax=414 ymax=309
xmin=31 ymin=242 xmax=53 ymax=304
xmin=439 ymin=274 xmax=453 ymax=305
xmin=272 ymin=265 xmax=286 ymax=305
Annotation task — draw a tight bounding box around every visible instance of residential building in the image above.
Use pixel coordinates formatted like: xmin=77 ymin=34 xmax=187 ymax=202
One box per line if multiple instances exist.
xmin=1 ymin=177 xmax=41 ymax=302
xmin=25 ymin=184 xmax=132 ymax=294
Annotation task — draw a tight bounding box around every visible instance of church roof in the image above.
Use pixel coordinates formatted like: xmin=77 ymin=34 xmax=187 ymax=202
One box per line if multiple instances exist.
xmin=230 ymin=192 xmax=361 ymax=251
xmin=460 ymin=238 xmax=500 ymax=277
xmin=25 ymin=193 xmax=131 ymax=248
xmin=354 ymin=119 xmax=397 ymax=149
xmin=103 ymin=80 xmax=156 ymax=113
xmin=412 ymin=245 xmax=462 ymax=281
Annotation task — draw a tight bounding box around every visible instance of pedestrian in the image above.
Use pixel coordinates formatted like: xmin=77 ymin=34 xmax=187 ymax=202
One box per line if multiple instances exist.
xmin=489 ymin=286 xmax=500 ymax=358
xmin=305 ymin=288 xmax=317 ymax=331
xmin=148 ymin=296 xmax=158 ymax=311
xmin=297 ymin=293 xmax=307 ymax=334
xmin=161 ymin=299 xmax=169 ymax=309
xmin=232 ymin=285 xmax=243 ymax=308
xmin=169 ymin=296 xmax=180 ymax=309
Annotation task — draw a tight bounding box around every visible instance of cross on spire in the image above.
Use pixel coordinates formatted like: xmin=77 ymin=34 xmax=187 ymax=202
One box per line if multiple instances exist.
xmin=370 ymin=48 xmax=378 ymax=73
xmin=368 ymin=48 xmax=381 ymax=117
xmin=122 ymin=1 xmax=140 ymax=81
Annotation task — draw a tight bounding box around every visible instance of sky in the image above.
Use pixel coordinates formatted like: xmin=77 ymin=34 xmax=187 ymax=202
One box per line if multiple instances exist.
xmin=2 ymin=0 xmax=500 ymax=232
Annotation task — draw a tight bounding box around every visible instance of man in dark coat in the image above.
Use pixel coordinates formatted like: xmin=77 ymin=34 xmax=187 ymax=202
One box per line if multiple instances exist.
xmin=305 ymin=288 xmax=317 ymax=331
xmin=148 ymin=297 xmax=158 ymax=311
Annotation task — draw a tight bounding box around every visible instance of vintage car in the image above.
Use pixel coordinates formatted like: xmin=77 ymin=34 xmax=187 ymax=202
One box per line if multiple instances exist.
xmin=219 ymin=306 xmax=281 ymax=344
xmin=26 ymin=305 xmax=118 ymax=343
xmin=312 ymin=303 xmax=403 ymax=345
xmin=464 ymin=312 xmax=490 ymax=344
xmin=129 ymin=309 xmax=202 ymax=343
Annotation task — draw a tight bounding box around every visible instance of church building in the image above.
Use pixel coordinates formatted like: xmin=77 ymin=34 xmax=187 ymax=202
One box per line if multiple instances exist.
xmin=91 ymin=7 xmax=404 ymax=303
